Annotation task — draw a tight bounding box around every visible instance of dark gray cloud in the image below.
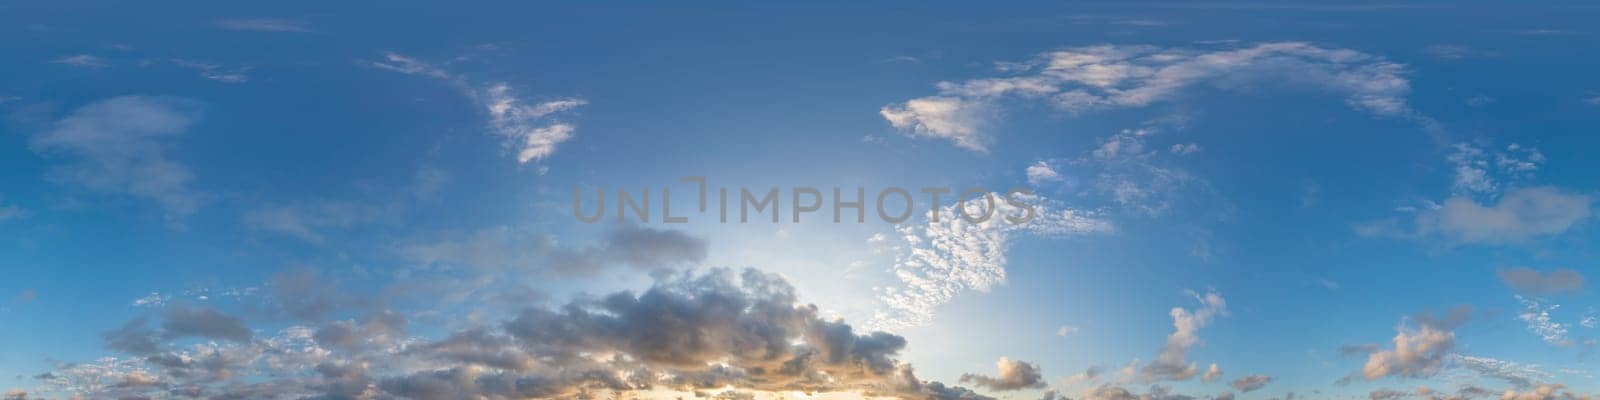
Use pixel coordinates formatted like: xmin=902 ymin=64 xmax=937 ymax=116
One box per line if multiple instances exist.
xmin=54 ymin=267 xmax=985 ymax=400
xmin=160 ymin=303 xmax=252 ymax=343
xmin=1498 ymin=267 xmax=1585 ymax=296
xmin=1230 ymin=375 xmax=1272 ymax=392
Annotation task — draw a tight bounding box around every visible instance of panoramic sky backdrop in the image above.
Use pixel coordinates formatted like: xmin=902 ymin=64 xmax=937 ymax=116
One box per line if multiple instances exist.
xmin=3 ymin=1 xmax=1600 ymax=400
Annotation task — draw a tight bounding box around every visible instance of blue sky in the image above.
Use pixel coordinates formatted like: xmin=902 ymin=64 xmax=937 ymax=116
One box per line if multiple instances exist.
xmin=4 ymin=1 xmax=1600 ymax=399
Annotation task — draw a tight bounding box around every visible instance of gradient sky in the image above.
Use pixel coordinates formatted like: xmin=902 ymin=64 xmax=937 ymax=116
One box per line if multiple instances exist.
xmin=3 ymin=1 xmax=1600 ymax=400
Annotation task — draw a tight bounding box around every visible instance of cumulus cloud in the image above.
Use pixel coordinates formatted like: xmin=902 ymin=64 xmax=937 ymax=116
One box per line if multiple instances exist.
xmin=1498 ymin=268 xmax=1585 ymax=296
xmin=873 ymin=192 xmax=1111 ymax=330
xmin=1028 ymin=161 xmax=1065 ymax=186
xmin=961 ymin=357 xmax=1047 ymax=391
xmin=882 ymin=42 xmax=1422 ymax=151
xmin=29 ymin=96 xmax=206 ymax=221
xmin=372 ymin=52 xmax=586 ymax=164
xmin=1202 ymin=363 xmax=1223 ymax=383
xmin=1360 ymin=306 xmax=1471 ymax=381
xmin=40 ymin=268 xmax=993 ymax=399
xmin=1229 ymin=375 xmax=1271 ymax=392
xmin=880 ymin=96 xmax=993 ymax=151
xmin=1140 ymin=290 xmax=1227 ymax=382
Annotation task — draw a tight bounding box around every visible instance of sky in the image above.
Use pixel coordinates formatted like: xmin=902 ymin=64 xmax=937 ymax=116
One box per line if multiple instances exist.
xmin=3 ymin=1 xmax=1600 ymax=399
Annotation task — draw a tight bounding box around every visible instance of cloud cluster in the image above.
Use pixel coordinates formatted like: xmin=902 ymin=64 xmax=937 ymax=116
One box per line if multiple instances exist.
xmin=29 ymin=96 xmax=207 ymax=222
xmin=34 ymin=268 xmax=992 ymax=399
xmin=873 ymin=192 xmax=1111 ymax=330
xmin=883 ymin=42 xmax=1420 ymax=151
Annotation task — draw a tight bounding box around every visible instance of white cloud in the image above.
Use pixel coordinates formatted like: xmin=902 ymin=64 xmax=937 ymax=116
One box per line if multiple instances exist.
xmin=1360 ymin=307 xmax=1470 ymax=381
xmin=1057 ymin=325 xmax=1080 ymax=336
xmin=1140 ymin=290 xmax=1227 ymax=382
xmin=373 ymin=53 xmax=586 ymax=164
xmin=170 ymin=59 xmax=250 ymax=83
xmin=132 ymin=292 xmax=168 ymax=308
xmin=51 ymin=54 xmax=107 ymax=68
xmin=1202 ymin=363 xmax=1222 ymax=383
xmin=481 ymin=84 xmax=587 ymax=163
xmin=29 ymin=96 xmax=206 ymax=221
xmin=883 ymin=42 xmax=1423 ymax=151
xmin=1514 ymin=296 xmax=1569 ymax=346
xmin=879 ymin=96 xmax=991 ymax=152
xmin=872 ymin=193 xmax=1110 ymax=330
xmin=1446 ymin=143 xmax=1543 ymax=196
xmin=1027 ymin=161 xmax=1064 ymax=185
xmin=1169 ymin=143 xmax=1201 ymax=155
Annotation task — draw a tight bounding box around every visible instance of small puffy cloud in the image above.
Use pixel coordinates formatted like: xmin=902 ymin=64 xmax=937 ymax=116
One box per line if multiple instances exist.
xmin=880 ymin=96 xmax=991 ymax=151
xmin=213 ymin=18 xmax=315 ymax=33
xmin=1028 ymin=161 xmax=1065 ymax=186
xmin=1229 ymin=375 xmax=1272 ymax=392
xmin=2 ymin=389 xmax=26 ymax=400
xmin=1067 ymin=366 xmax=1104 ymax=386
xmin=1140 ymin=290 xmax=1227 ymax=382
xmin=961 ymin=357 xmax=1047 ymax=391
xmin=1202 ymin=364 xmax=1222 ymax=383
xmin=1370 ymin=389 xmax=1411 ymax=400
xmin=30 ymin=96 xmax=206 ymax=221
xmin=1498 ymin=268 xmax=1585 ymax=296
xmin=1360 ymin=306 xmax=1471 ymax=381
xmin=1057 ymin=325 xmax=1080 ymax=336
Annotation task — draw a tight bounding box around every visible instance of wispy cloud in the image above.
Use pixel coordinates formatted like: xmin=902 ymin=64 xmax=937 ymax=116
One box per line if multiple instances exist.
xmin=29 ymin=96 xmax=207 ymax=222
xmin=50 ymin=54 xmax=108 ymax=68
xmin=214 ymin=18 xmax=315 ymax=33
xmin=883 ymin=42 xmax=1423 ymax=151
xmin=371 ymin=52 xmax=586 ymax=164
